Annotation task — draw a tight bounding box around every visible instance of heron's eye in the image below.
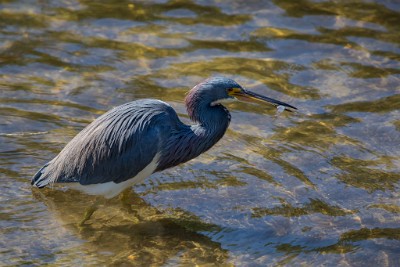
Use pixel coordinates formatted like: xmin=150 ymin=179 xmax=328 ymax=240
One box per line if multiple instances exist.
xmin=227 ymin=88 xmax=239 ymax=96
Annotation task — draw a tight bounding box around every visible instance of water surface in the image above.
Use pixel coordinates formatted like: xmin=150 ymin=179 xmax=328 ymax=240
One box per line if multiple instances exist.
xmin=1 ymin=0 xmax=400 ymax=266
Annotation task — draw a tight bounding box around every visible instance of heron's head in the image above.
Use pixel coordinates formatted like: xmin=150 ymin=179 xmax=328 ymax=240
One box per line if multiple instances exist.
xmin=185 ymin=77 xmax=296 ymax=121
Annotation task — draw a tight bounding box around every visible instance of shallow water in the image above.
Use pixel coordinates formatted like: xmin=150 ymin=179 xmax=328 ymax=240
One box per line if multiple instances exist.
xmin=1 ymin=0 xmax=400 ymax=266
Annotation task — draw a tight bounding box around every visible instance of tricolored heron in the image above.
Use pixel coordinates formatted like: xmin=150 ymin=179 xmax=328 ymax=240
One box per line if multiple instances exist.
xmin=32 ymin=77 xmax=296 ymax=223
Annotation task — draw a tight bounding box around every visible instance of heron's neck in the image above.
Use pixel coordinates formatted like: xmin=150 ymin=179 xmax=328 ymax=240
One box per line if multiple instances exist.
xmin=156 ymin=105 xmax=230 ymax=172
xmin=190 ymin=104 xmax=231 ymax=147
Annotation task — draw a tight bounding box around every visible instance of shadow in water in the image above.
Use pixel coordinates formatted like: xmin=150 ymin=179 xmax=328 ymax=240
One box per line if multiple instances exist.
xmin=31 ymin=188 xmax=230 ymax=266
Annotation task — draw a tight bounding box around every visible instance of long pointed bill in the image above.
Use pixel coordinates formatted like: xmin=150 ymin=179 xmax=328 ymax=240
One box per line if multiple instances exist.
xmin=231 ymin=88 xmax=297 ymax=112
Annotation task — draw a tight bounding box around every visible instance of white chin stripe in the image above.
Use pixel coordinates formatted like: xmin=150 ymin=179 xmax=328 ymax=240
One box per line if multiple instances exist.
xmin=211 ymin=98 xmax=237 ymax=106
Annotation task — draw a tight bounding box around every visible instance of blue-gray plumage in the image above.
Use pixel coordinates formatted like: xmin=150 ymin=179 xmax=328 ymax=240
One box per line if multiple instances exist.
xmin=32 ymin=77 xmax=296 ymax=198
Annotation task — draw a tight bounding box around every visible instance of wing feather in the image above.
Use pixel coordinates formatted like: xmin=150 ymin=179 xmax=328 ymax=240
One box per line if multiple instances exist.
xmin=32 ymin=99 xmax=176 ymax=186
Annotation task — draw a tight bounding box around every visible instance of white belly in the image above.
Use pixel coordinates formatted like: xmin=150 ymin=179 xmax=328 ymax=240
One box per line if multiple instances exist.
xmin=69 ymin=153 xmax=160 ymax=199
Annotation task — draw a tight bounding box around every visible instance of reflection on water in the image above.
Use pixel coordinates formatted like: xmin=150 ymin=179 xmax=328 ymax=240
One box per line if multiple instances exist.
xmin=30 ymin=189 xmax=228 ymax=266
xmin=1 ymin=0 xmax=399 ymax=266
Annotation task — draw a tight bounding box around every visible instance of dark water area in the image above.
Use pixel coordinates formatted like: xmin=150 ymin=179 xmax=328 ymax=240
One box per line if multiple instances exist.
xmin=1 ymin=0 xmax=399 ymax=266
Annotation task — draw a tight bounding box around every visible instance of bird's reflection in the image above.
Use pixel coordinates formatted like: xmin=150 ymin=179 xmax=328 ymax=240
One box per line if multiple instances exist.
xmin=31 ymin=188 xmax=230 ymax=266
